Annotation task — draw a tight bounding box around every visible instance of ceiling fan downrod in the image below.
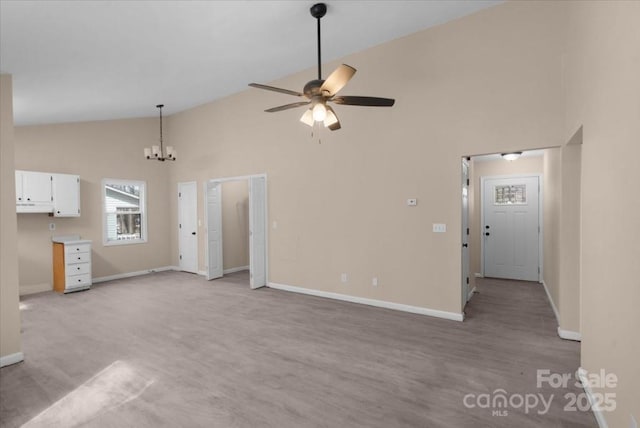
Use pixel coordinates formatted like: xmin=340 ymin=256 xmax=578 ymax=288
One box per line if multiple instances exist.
xmin=310 ymin=3 xmax=327 ymax=80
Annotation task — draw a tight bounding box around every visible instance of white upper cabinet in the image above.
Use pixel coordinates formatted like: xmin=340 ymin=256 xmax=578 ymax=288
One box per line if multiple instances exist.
xmin=16 ymin=170 xmax=81 ymax=217
xmin=15 ymin=170 xmax=53 ymax=213
xmin=52 ymin=173 xmax=80 ymax=217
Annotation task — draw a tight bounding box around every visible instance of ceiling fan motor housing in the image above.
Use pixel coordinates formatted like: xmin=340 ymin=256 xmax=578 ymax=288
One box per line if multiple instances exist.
xmin=310 ymin=3 xmax=327 ymax=19
xmin=303 ymin=79 xmax=326 ymax=97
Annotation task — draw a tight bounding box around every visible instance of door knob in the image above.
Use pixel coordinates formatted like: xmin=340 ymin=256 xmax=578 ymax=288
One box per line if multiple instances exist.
xmin=485 ymin=225 xmax=490 ymax=229
xmin=191 ymin=232 xmax=196 ymax=235
xmin=485 ymin=232 xmax=490 ymax=236
xmin=462 ymin=243 xmax=468 ymax=248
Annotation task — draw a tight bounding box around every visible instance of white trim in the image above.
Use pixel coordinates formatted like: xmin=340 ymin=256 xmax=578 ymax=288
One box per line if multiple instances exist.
xmin=0 ymin=352 xmax=24 ymax=368
xmin=198 ymin=270 xmax=207 ymax=277
xmin=474 ymin=272 xmax=484 ymax=278
xmin=92 ymin=266 xmax=176 ymax=284
xmin=223 ymin=265 xmax=250 ymax=274
xmin=577 ymin=367 xmax=609 ymax=428
xmin=467 ymin=286 xmax=476 ymax=301
xmin=542 ymin=281 xmax=582 ymax=341
xmin=557 ymin=327 xmax=581 ymax=341
xmin=268 ymin=282 xmax=464 ymax=322
xmin=541 ymin=280 xmax=560 ymax=323
xmin=101 ymin=178 xmax=148 ymax=246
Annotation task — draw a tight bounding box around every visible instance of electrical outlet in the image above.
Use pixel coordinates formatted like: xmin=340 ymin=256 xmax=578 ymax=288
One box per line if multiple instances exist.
xmin=433 ymin=223 xmax=446 ymax=233
xmin=49 ymin=223 xmax=55 ymax=231
xmin=341 ymin=273 xmax=348 ymax=283
xmin=407 ymin=198 xmax=417 ymax=206
xmin=372 ymin=277 xmax=378 ymax=286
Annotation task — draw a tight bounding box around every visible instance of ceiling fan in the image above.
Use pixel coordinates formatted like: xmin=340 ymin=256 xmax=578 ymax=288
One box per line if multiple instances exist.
xmin=249 ymin=3 xmax=395 ymax=131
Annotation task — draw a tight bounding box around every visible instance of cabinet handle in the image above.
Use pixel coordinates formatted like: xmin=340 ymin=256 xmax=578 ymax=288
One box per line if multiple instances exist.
xmin=27 ymin=198 xmax=31 ymax=201
xmin=78 ymin=257 xmax=81 ymax=260
xmin=18 ymin=197 xmax=22 ymax=201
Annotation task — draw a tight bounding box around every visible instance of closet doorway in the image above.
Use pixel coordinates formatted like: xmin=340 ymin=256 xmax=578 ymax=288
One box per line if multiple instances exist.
xmin=204 ymin=174 xmax=267 ymax=289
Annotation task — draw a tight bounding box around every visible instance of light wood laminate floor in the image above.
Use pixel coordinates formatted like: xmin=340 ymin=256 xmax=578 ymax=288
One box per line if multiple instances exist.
xmin=0 ymin=272 xmax=596 ymax=427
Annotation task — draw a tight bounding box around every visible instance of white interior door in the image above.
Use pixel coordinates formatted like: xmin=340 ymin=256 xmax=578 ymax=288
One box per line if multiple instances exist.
xmin=206 ymin=181 xmax=223 ymax=280
xmin=249 ymin=176 xmax=266 ymax=289
xmin=461 ymin=160 xmax=470 ymax=308
xmin=178 ymin=182 xmax=198 ymax=273
xmin=483 ymin=176 xmax=540 ymax=281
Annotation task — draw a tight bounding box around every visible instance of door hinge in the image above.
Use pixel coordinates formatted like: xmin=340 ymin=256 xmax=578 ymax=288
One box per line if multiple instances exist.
xmin=538 ymin=266 xmax=540 ymax=273
xmin=466 ymin=228 xmax=469 ymax=235
xmin=179 ymin=223 xmax=182 ymax=229
xmin=466 ymin=178 xmax=469 ymax=186
xmin=179 ymin=192 xmax=181 ymax=197
xmin=180 ymin=255 xmax=182 ymax=260
xmin=466 ymin=277 xmax=469 ymax=284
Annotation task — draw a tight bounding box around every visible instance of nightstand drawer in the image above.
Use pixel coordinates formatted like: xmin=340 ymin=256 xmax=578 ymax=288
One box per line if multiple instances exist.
xmin=65 ymin=273 xmax=91 ymax=287
xmin=67 ymin=252 xmax=90 ymax=264
xmin=67 ymin=263 xmax=91 ymax=275
xmin=65 ymin=243 xmax=91 ymax=255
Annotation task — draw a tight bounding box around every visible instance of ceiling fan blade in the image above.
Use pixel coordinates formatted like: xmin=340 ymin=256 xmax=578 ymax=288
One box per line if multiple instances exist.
xmin=331 ymin=96 xmax=395 ymax=107
xmin=265 ymin=101 xmax=310 ymax=113
xmin=249 ymin=83 xmax=304 ymax=97
xmin=324 ymin=105 xmax=341 ymax=131
xmin=300 ymin=109 xmax=314 ymax=127
xmin=320 ymin=64 xmax=356 ymax=96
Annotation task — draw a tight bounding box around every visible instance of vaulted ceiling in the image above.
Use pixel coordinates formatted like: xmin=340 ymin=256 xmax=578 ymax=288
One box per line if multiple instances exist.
xmin=0 ymin=1 xmax=500 ymax=125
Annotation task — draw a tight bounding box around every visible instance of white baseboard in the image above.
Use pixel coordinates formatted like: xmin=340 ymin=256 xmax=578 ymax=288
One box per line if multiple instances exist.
xmin=92 ymin=266 xmax=176 ymax=284
xmin=577 ymin=367 xmax=609 ymax=428
xmin=557 ymin=327 xmax=582 ymax=341
xmin=0 ymin=352 xmax=24 ymax=368
xmin=268 ymin=282 xmax=463 ymax=322
xmin=223 ymin=265 xmax=250 ymax=274
xmin=19 ymin=283 xmax=51 ymax=296
xmin=541 ymin=281 xmax=582 ymax=341
xmin=198 ymin=270 xmax=207 ymax=277
xmin=474 ymin=273 xmax=484 ymax=278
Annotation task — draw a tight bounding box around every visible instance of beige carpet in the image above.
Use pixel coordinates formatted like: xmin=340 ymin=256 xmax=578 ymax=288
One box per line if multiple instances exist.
xmin=0 ymin=271 xmax=595 ymax=427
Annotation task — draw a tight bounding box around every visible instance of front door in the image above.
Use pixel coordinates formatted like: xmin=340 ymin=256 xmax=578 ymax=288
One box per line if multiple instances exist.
xmin=483 ymin=176 xmax=540 ymax=281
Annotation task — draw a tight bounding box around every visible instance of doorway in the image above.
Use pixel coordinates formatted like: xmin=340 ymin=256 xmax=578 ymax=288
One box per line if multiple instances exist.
xmin=481 ymin=175 xmax=541 ymax=282
xmin=204 ymin=174 xmax=267 ymax=289
xmin=178 ymin=181 xmax=198 ymax=273
xmin=461 ymin=158 xmax=470 ymax=310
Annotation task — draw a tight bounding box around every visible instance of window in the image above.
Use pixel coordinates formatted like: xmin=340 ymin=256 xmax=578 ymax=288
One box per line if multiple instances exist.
xmin=494 ymin=184 xmax=527 ymax=205
xmin=102 ymin=179 xmax=147 ymax=245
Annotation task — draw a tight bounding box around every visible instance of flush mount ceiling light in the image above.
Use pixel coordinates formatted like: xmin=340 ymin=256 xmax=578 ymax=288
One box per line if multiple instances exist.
xmin=248 ymin=3 xmax=395 ymax=131
xmin=501 ymin=152 xmax=523 ymax=161
xmin=144 ymin=104 xmax=176 ymax=162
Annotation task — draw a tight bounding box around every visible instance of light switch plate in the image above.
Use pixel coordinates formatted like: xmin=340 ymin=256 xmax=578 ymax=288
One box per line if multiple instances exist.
xmin=407 ymin=198 xmax=417 ymax=206
xmin=433 ymin=223 xmax=446 ymax=233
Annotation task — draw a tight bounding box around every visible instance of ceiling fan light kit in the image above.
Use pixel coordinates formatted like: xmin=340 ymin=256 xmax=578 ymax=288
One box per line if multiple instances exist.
xmin=249 ymin=3 xmax=395 ymax=131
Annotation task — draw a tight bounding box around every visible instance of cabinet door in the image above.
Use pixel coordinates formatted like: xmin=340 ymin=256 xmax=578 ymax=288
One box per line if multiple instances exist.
xmin=22 ymin=171 xmax=53 ymax=204
xmin=53 ymin=173 xmax=80 ymax=217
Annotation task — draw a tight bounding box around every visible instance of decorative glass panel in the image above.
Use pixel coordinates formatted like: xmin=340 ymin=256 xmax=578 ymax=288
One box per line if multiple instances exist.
xmin=494 ymin=184 xmax=527 ymax=205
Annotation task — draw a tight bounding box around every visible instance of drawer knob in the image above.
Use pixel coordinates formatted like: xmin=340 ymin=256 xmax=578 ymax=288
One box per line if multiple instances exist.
xmin=78 ymin=257 xmax=81 ymax=260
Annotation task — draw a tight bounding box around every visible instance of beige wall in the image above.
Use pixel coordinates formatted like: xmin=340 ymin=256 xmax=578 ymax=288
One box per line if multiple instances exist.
xmin=564 ymin=1 xmax=640 ymax=425
xmin=167 ymin=1 xmax=566 ymax=315
xmin=0 ymin=74 xmax=22 ymax=363
xmin=222 ymin=180 xmax=249 ymax=270
xmin=14 ymin=119 xmax=173 ymax=292
xmin=468 ymin=154 xmax=544 ymax=290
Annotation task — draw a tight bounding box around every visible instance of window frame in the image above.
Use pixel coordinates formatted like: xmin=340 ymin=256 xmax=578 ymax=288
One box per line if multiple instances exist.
xmin=102 ymin=178 xmax=148 ymax=246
